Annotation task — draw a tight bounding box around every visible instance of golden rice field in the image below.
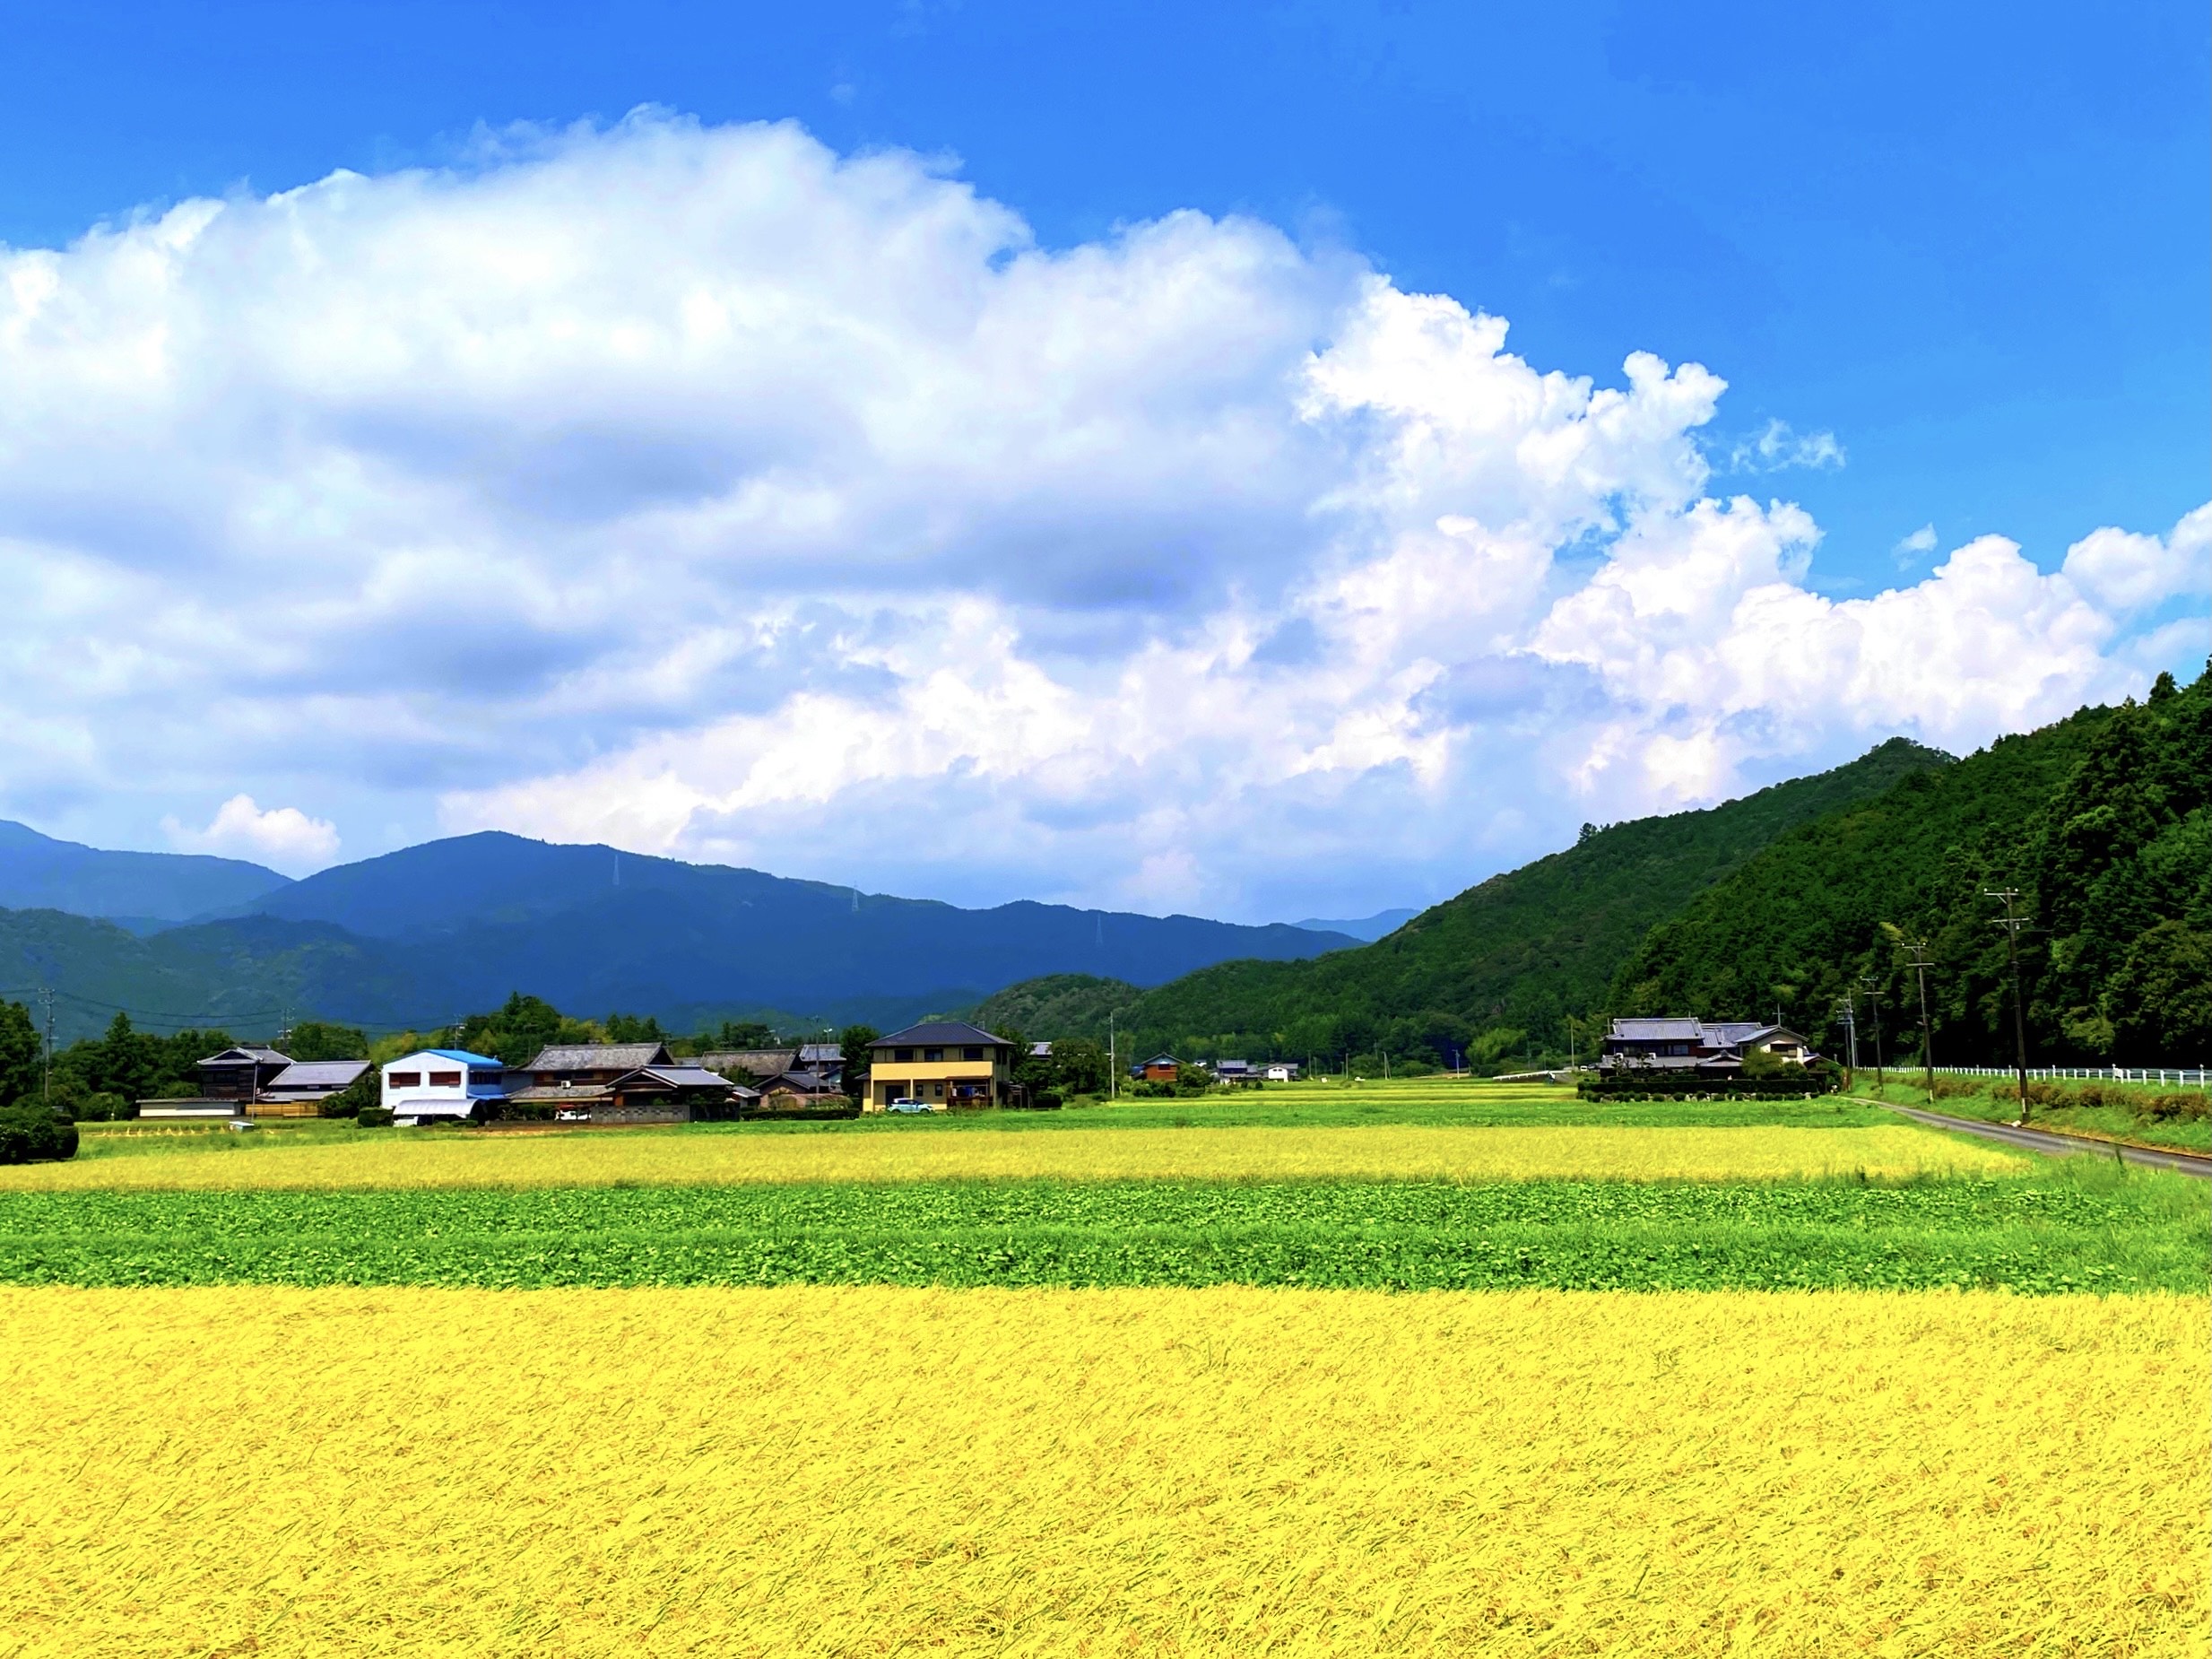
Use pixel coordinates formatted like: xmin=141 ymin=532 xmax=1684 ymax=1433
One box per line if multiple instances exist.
xmin=1 ymin=1285 xmax=2200 ymax=1657
xmin=0 ymin=1122 xmax=2024 ymax=1191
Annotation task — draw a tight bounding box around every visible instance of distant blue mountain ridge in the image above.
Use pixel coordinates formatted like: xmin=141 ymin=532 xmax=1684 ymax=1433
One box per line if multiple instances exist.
xmin=0 ymin=823 xmax=1356 ymax=1041
xmin=1289 ymin=908 xmax=1418 ymax=943
xmin=0 ymin=819 xmax=289 ymax=927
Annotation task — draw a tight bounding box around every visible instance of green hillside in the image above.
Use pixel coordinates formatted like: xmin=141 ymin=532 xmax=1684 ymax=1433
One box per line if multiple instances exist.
xmin=1007 ymin=737 xmax=1951 ymax=1068
xmin=968 ymin=974 xmax=1142 ymax=1038
xmin=1615 ymin=664 xmax=2212 ymax=1065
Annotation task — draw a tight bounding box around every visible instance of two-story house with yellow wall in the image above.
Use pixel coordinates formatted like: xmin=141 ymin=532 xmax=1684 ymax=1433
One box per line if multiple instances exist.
xmin=863 ymin=1021 xmax=1018 ymax=1111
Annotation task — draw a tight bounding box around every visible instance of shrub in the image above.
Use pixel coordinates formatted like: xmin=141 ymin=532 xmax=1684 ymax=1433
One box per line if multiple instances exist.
xmin=482 ymin=1099 xmax=555 ymax=1123
xmin=319 ymin=1071 xmax=380 ymax=1119
xmin=0 ymin=1100 xmax=79 ymax=1162
xmin=2139 ymin=1092 xmax=2210 ymax=1123
xmin=354 ymin=1106 xmax=395 ymax=1128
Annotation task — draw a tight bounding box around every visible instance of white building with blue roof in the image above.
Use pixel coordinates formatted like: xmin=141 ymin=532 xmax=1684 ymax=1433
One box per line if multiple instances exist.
xmin=381 ymin=1047 xmax=508 ymax=1124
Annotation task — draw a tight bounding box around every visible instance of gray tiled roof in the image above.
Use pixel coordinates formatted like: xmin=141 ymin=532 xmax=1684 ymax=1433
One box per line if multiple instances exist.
xmin=1607 ymin=1019 xmax=1705 ymax=1042
xmin=265 ymin=1060 xmax=370 ymax=1090
xmin=202 ymin=1046 xmax=292 ymax=1066
xmin=634 ymin=1064 xmax=738 ymax=1090
xmin=525 ymin=1043 xmax=672 ymax=1072
xmin=693 ymin=1049 xmax=799 ymax=1078
xmin=760 ymin=1068 xmax=841 ymax=1093
xmin=871 ymin=1021 xmax=1008 ymax=1047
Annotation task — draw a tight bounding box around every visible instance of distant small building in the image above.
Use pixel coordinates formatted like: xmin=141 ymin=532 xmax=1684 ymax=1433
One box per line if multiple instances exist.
xmin=256 ymin=1059 xmax=371 ymax=1116
xmin=195 ymin=1046 xmax=294 ymax=1103
xmin=143 ymin=1047 xmax=369 ymax=1120
xmin=693 ymin=1048 xmax=801 ymax=1085
xmin=756 ymin=1069 xmax=845 ymax=1111
xmin=506 ymin=1060 xmax=741 ymax=1125
xmin=863 ymin=1022 xmax=1019 ymax=1111
xmin=1599 ymin=1020 xmax=1814 ymax=1073
xmin=1264 ymin=1063 xmax=1300 ymax=1082
xmin=1135 ymin=1054 xmax=1181 ymax=1083
xmin=383 ymin=1049 xmax=509 ymax=1124
xmin=795 ymin=1043 xmax=846 ymax=1087
xmin=524 ymin=1042 xmax=677 ymax=1086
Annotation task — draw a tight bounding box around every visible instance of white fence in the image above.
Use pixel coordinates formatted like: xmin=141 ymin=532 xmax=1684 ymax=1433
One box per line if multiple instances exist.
xmin=1922 ymin=1064 xmax=2209 ymax=1090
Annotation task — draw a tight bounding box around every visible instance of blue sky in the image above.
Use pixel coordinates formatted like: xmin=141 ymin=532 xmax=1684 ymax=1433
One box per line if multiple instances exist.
xmin=12 ymin=0 xmax=2203 ymax=588
xmin=0 ymin=2 xmax=2204 ymax=917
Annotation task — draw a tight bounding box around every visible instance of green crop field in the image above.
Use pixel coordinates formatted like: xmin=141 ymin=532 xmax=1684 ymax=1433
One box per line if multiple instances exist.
xmin=13 ymin=1078 xmax=2206 ymax=1295
xmin=0 ymin=1161 xmax=2201 ymax=1293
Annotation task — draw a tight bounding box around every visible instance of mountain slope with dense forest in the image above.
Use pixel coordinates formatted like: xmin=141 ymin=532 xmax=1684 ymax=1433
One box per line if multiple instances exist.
xmin=0 ymin=834 xmax=1357 ymax=1043
xmin=1615 ymin=664 xmax=2212 ymax=1064
xmin=1009 ymin=737 xmax=1952 ymax=1066
xmin=0 ymin=821 xmax=289 ymax=926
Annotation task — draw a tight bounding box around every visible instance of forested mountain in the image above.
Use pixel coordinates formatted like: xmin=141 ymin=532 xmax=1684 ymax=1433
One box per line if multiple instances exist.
xmin=0 ymin=821 xmax=288 ymax=926
xmin=0 ymin=834 xmax=1354 ymax=1042
xmin=969 ymin=975 xmax=1142 ymax=1038
xmin=1615 ymin=664 xmax=2212 ymax=1064
xmin=1002 ymin=738 xmax=1950 ymax=1067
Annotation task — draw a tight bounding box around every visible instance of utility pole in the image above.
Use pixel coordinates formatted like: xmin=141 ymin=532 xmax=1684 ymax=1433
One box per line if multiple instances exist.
xmin=1905 ymin=940 xmax=1937 ymax=1105
xmin=1858 ymin=980 xmax=1886 ymax=1093
xmin=1835 ymin=990 xmax=1859 ymax=1081
xmin=1107 ymin=1012 xmax=1116 ymax=1100
xmin=39 ymin=987 xmax=53 ymax=1107
xmin=1986 ymin=889 xmax=2034 ymax=1124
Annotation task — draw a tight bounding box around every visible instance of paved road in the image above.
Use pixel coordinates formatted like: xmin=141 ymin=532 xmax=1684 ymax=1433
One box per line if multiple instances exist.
xmin=1866 ymin=1099 xmax=2212 ymax=1180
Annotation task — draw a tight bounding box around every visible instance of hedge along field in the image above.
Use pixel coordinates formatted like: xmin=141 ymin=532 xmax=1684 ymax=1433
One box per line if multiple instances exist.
xmin=3 ymin=1164 xmax=2202 ymax=1292
xmin=3 ymin=1122 xmax=2025 ymax=1192
xmin=2 ymin=1286 xmax=2202 ymax=1659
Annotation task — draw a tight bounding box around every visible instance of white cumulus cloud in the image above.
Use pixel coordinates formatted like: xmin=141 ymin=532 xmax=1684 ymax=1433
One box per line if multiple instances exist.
xmin=162 ymin=795 xmax=340 ymax=874
xmin=0 ymin=110 xmax=2200 ymax=920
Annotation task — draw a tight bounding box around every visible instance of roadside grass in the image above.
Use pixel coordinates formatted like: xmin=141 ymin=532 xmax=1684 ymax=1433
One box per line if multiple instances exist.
xmin=5 ymin=1121 xmax=2022 ymax=1191
xmin=3 ymin=1157 xmax=2200 ymax=1292
xmin=4 ymin=1284 xmax=2201 ymax=1657
xmin=1855 ymin=1075 xmax=2212 ymax=1154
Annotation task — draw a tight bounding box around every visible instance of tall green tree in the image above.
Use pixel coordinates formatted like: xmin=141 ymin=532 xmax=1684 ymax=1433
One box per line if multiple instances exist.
xmin=284 ymin=1020 xmax=369 ymax=1061
xmin=838 ymin=1025 xmax=880 ymax=1100
xmin=0 ymin=1001 xmax=40 ymax=1107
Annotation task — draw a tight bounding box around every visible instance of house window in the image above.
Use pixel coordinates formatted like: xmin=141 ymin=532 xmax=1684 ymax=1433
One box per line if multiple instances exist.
xmin=387 ymin=1072 xmax=421 ymax=1088
xmin=429 ymin=1071 xmax=463 ymax=1087
xmin=894 ymin=1047 xmax=915 ymax=1063
xmin=469 ymin=1069 xmax=501 ymax=1087
xmin=962 ymin=1047 xmax=984 ymax=1061
xmin=924 ymin=1047 xmax=944 ymax=1062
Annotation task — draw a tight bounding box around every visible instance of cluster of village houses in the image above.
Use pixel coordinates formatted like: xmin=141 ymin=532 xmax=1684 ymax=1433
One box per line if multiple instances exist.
xmin=141 ymin=1016 xmax=1811 ymax=1125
